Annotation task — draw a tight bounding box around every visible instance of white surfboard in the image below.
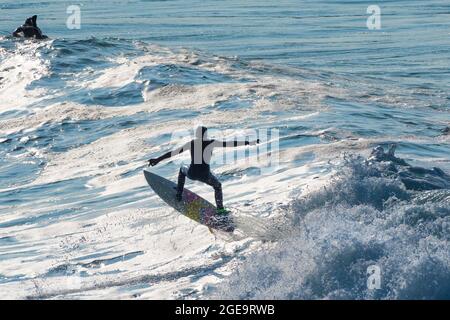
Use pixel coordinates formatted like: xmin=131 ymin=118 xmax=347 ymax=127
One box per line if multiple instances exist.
xmin=144 ymin=170 xmax=234 ymax=232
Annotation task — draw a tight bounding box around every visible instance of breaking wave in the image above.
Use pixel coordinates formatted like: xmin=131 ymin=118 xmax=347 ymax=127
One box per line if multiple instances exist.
xmin=214 ymin=149 xmax=450 ymax=299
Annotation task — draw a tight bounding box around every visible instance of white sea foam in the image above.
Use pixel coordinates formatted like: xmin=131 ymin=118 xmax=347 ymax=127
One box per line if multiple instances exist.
xmin=0 ymin=41 xmax=51 ymax=113
xmin=213 ymin=155 xmax=450 ymax=299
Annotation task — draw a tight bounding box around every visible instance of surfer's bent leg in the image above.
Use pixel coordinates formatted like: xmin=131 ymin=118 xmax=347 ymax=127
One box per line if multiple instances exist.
xmin=205 ymin=173 xmax=223 ymax=210
xmin=176 ymin=166 xmax=189 ymax=201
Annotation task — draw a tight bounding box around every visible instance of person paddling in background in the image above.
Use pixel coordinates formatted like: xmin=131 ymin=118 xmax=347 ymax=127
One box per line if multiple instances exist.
xmin=148 ymin=126 xmax=259 ymax=215
xmin=12 ymin=15 xmax=48 ymax=40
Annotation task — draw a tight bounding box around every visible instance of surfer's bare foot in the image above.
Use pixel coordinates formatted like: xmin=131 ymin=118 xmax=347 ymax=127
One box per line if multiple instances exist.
xmin=217 ymin=208 xmax=230 ymax=215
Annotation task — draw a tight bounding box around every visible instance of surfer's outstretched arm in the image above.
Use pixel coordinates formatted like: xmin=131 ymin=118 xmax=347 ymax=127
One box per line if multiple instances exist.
xmin=214 ymin=139 xmax=260 ymax=147
xmin=148 ymin=142 xmax=190 ymax=166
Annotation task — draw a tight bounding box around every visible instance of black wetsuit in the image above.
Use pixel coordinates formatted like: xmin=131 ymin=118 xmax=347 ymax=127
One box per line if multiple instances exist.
xmin=177 ymin=139 xmax=223 ymax=209
xmin=153 ymin=138 xmax=252 ymax=210
xmin=176 ymin=139 xmax=252 ymax=210
xmin=12 ymin=15 xmax=48 ymax=40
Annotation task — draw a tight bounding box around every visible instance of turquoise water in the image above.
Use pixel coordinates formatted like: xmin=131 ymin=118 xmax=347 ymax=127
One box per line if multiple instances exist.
xmin=0 ymin=0 xmax=449 ymax=299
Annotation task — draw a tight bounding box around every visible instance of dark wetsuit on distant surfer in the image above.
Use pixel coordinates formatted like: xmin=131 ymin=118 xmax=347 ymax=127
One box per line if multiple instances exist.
xmin=12 ymin=15 xmax=48 ymax=39
xmin=148 ymin=126 xmax=259 ymax=214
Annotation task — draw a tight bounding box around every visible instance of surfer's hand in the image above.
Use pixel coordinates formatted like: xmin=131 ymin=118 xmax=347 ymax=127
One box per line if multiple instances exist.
xmin=148 ymin=158 xmax=159 ymax=166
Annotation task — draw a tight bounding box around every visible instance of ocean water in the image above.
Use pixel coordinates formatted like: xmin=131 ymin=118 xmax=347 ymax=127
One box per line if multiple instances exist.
xmin=0 ymin=0 xmax=449 ymax=299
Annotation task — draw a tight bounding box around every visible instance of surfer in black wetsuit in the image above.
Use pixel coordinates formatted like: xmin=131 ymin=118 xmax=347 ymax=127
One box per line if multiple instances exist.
xmin=148 ymin=126 xmax=259 ymax=214
xmin=12 ymin=15 xmax=48 ymax=40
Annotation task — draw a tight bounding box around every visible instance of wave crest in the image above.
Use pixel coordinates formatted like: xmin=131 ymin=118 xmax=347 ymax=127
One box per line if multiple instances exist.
xmin=214 ymin=150 xmax=450 ymax=299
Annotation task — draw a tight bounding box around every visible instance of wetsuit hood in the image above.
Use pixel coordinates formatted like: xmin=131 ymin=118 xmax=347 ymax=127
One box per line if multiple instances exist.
xmin=24 ymin=15 xmax=38 ymax=27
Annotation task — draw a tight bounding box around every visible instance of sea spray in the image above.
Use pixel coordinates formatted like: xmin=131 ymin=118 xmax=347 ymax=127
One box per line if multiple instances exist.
xmin=214 ymin=150 xmax=450 ymax=299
